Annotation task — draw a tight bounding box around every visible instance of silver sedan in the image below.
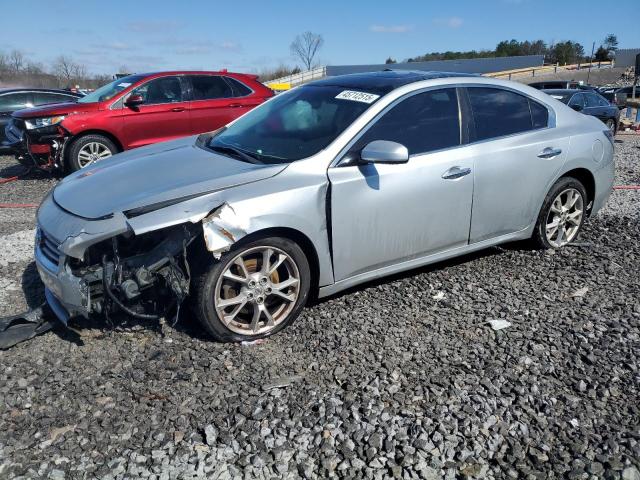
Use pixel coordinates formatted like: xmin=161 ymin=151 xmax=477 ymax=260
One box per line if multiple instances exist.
xmin=35 ymin=71 xmax=614 ymax=341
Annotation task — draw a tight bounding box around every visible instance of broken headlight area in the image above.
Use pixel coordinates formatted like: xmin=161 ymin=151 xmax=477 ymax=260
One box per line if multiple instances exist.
xmin=7 ymin=117 xmax=69 ymax=169
xmin=72 ymin=223 xmax=201 ymax=322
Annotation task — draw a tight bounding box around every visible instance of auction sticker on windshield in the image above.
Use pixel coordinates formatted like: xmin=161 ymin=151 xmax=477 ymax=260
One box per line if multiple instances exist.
xmin=335 ymin=90 xmax=380 ymax=104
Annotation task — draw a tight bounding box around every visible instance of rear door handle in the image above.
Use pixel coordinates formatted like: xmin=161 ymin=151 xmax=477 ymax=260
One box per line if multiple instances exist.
xmin=538 ymin=147 xmax=562 ymax=159
xmin=171 ymin=107 xmax=186 ymax=112
xmin=228 ymin=103 xmax=243 ymax=108
xmin=442 ymin=166 xmax=472 ymax=180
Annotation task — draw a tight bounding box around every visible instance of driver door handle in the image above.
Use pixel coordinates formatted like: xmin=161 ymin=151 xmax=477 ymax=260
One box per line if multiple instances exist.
xmin=171 ymin=107 xmax=186 ymax=112
xmin=228 ymin=103 xmax=243 ymax=108
xmin=538 ymin=147 xmax=562 ymax=159
xmin=442 ymin=166 xmax=472 ymax=180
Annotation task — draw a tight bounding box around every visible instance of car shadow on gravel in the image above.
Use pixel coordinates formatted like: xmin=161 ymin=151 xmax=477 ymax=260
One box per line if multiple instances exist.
xmin=15 ymin=241 xmax=540 ymax=347
xmin=311 ymin=243 xmax=518 ymax=305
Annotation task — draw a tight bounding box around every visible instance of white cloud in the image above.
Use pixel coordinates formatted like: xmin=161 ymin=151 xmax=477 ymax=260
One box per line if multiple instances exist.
xmin=103 ymin=42 xmax=133 ymax=51
xmin=221 ymin=41 xmax=240 ymax=51
xmin=173 ymin=40 xmax=241 ymax=55
xmin=434 ymin=17 xmax=464 ymax=28
xmin=369 ymin=24 xmax=413 ymax=33
xmin=125 ymin=20 xmax=183 ymax=33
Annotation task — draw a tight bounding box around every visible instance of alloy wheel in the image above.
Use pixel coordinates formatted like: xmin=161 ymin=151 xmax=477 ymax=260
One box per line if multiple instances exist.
xmin=545 ymin=188 xmax=584 ymax=247
xmin=214 ymin=246 xmax=300 ymax=336
xmin=77 ymin=142 xmax=112 ymax=168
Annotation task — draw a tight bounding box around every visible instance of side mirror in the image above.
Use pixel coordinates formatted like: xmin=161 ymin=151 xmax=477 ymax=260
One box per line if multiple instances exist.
xmin=360 ymin=140 xmax=409 ymax=164
xmin=570 ymin=103 xmax=583 ymax=112
xmin=125 ymin=94 xmax=144 ymax=107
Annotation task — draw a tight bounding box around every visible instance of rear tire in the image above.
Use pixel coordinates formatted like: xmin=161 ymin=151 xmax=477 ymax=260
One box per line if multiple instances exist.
xmin=66 ymin=134 xmax=118 ymax=173
xmin=192 ymin=236 xmax=311 ymax=342
xmin=532 ymin=177 xmax=587 ymax=249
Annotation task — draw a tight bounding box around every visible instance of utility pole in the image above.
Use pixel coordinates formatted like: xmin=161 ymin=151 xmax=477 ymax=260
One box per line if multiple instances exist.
xmin=586 ymin=41 xmax=595 ymax=84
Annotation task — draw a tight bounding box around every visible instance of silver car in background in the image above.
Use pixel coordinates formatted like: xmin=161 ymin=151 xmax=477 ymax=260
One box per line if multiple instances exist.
xmin=35 ymin=71 xmax=614 ymax=341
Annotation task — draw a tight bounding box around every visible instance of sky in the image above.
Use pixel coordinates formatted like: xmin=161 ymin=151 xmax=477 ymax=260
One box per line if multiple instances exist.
xmin=2 ymin=0 xmax=637 ymax=76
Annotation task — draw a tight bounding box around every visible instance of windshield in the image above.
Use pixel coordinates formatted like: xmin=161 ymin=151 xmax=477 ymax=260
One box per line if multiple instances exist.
xmin=78 ymin=74 xmax=147 ymax=103
xmin=208 ymin=85 xmax=381 ymax=163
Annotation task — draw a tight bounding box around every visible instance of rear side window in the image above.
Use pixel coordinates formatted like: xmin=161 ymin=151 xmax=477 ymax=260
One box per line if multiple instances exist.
xmin=33 ymin=92 xmax=77 ymax=105
xmin=467 ymin=87 xmax=547 ymax=141
xmin=225 ymin=77 xmax=253 ymax=97
xmin=0 ymin=92 xmax=32 ymax=112
xmin=354 ymin=88 xmax=460 ymax=156
xmin=191 ymin=75 xmax=233 ymax=100
xmin=530 ymin=100 xmax=548 ymax=129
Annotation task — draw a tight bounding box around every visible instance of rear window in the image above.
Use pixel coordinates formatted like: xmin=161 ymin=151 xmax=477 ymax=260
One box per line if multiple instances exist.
xmin=467 ymin=87 xmax=548 ymax=141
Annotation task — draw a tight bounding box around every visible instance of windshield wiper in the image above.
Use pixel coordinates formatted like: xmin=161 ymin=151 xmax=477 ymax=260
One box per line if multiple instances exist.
xmin=209 ymin=144 xmax=262 ymax=164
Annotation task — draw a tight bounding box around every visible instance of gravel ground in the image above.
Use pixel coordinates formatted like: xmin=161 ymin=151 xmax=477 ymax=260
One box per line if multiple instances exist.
xmin=0 ymin=137 xmax=639 ymax=480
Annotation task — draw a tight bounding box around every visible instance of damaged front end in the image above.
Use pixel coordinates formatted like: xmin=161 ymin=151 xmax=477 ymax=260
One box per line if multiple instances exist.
xmin=4 ymin=116 xmax=69 ymax=170
xmin=37 ymin=222 xmax=201 ymax=325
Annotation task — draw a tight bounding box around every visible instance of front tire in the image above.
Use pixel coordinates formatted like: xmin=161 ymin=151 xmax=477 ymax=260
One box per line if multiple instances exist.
xmin=605 ymin=118 xmax=616 ymax=134
xmin=193 ymin=237 xmax=311 ymax=342
xmin=532 ymin=177 xmax=587 ymax=249
xmin=66 ymin=134 xmax=117 ymax=173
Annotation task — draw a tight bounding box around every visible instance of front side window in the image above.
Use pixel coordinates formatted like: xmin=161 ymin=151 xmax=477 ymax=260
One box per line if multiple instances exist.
xmin=207 ymin=85 xmax=380 ymax=163
xmin=0 ymin=92 xmax=32 ymax=112
xmin=132 ymin=76 xmax=184 ymax=105
xmin=191 ymin=75 xmax=233 ymax=100
xmin=78 ymin=74 xmax=147 ymax=103
xmin=351 ymin=88 xmax=460 ymax=156
xmin=467 ymin=87 xmax=546 ymax=141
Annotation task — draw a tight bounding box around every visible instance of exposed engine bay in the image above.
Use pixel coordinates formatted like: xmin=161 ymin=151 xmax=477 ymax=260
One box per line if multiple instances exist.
xmin=71 ymin=223 xmax=199 ymax=322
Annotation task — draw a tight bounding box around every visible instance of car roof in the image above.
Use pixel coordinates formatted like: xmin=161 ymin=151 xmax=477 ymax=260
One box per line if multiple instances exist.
xmin=542 ymin=89 xmax=588 ymax=94
xmin=134 ymin=70 xmax=256 ymax=78
xmin=306 ymin=70 xmax=479 ymax=94
xmin=0 ymin=88 xmax=83 ymax=95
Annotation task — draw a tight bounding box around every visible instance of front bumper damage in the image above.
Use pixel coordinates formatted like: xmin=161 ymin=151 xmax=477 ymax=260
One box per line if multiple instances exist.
xmin=33 ymin=192 xmax=251 ymax=326
xmin=35 ymin=223 xmax=198 ymax=325
xmin=3 ymin=118 xmax=69 ymax=169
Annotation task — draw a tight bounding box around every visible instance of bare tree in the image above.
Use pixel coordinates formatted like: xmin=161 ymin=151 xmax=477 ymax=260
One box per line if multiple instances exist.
xmin=290 ymin=32 xmax=324 ymax=71
xmin=0 ymin=52 xmax=7 ymax=74
xmin=8 ymin=49 xmax=25 ymax=74
xmin=52 ymin=55 xmax=86 ymax=86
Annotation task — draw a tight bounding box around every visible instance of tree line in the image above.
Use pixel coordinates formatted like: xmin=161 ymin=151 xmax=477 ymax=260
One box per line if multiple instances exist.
xmin=386 ymin=34 xmax=619 ymax=66
xmin=0 ymin=50 xmax=112 ymax=89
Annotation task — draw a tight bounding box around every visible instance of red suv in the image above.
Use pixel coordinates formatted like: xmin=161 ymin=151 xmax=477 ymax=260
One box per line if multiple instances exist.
xmin=5 ymin=71 xmax=273 ymax=172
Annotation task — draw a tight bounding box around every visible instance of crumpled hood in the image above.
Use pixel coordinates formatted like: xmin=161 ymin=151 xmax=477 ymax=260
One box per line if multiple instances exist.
xmin=53 ymin=136 xmax=287 ymax=219
xmin=13 ymin=101 xmax=99 ymax=118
